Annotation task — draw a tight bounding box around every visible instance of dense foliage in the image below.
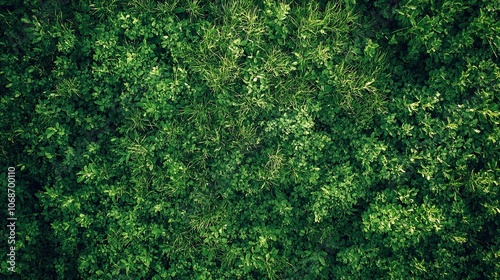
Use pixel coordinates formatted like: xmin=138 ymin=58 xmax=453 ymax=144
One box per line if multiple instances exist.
xmin=1 ymin=0 xmax=499 ymax=279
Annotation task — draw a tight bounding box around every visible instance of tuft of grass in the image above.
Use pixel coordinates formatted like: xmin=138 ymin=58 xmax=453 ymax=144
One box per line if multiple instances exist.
xmin=185 ymin=0 xmax=204 ymax=18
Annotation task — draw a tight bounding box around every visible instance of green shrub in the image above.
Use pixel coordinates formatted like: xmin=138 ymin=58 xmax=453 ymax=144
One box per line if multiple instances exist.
xmin=1 ymin=0 xmax=498 ymax=279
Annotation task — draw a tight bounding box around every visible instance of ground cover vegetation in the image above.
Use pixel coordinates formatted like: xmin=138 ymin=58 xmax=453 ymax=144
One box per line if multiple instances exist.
xmin=1 ymin=0 xmax=499 ymax=278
